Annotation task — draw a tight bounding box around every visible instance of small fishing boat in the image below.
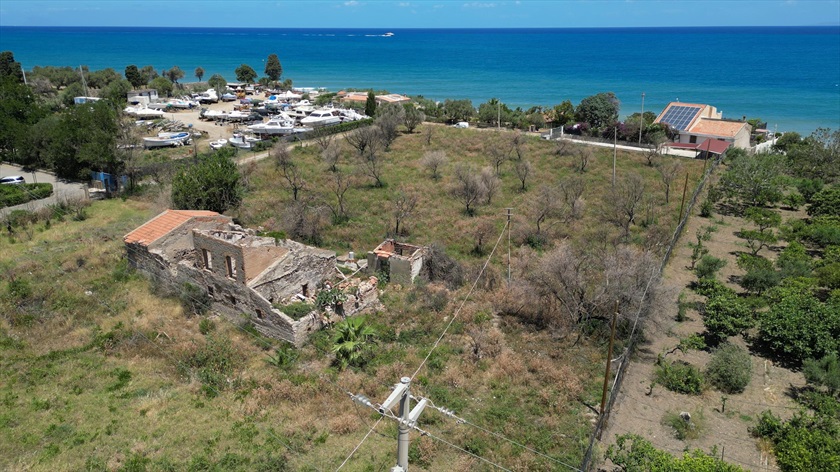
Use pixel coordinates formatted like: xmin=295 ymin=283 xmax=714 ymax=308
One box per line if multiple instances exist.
xmin=209 ymin=139 xmax=228 ymax=150
xmin=143 ymin=132 xmax=190 ymax=148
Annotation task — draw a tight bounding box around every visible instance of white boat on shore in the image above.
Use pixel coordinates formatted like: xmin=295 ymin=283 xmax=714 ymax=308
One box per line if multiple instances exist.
xmin=339 ymin=108 xmax=368 ymax=122
xmin=124 ymin=106 xmax=165 ymax=119
xmin=200 ymin=109 xmax=228 ymax=121
xmin=248 ymin=112 xmax=310 ymax=135
xmin=195 ymin=89 xmax=219 ymax=104
xmin=228 ymin=133 xmax=259 ymax=149
xmin=300 ymin=108 xmax=342 ymax=127
xmin=209 ymin=139 xmax=228 ymax=150
xmin=143 ymin=132 xmax=190 ymax=148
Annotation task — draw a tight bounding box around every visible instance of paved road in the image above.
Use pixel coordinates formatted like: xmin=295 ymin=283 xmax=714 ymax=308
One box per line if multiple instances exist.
xmin=0 ymin=163 xmax=87 ymax=219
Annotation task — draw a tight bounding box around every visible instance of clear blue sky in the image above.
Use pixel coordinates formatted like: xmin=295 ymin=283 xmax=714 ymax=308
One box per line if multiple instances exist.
xmin=1 ymin=0 xmax=838 ymax=28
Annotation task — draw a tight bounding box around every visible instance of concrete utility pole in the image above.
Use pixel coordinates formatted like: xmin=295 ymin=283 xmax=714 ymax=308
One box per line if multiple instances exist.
xmin=506 ymin=208 xmax=512 ymax=284
xmin=612 ymin=126 xmax=617 ymax=187
xmin=639 ymin=92 xmax=645 ymax=146
xmin=353 ymin=376 xmax=427 ymax=472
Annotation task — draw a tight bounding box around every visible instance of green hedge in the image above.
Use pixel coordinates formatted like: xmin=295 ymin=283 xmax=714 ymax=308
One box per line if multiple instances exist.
xmin=0 ymin=183 xmax=54 ymax=208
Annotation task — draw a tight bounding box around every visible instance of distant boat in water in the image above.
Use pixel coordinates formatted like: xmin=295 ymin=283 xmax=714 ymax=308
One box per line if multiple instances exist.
xmin=383 ymin=32 xmax=394 ymax=37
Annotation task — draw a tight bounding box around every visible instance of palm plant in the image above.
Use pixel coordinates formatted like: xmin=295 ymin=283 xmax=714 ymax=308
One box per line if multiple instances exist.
xmin=332 ymin=317 xmax=377 ymax=369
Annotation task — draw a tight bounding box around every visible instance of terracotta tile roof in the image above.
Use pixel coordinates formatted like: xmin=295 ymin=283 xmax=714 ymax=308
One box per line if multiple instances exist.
xmin=124 ymin=209 xmax=223 ymax=246
xmin=689 ymin=119 xmax=749 ymax=138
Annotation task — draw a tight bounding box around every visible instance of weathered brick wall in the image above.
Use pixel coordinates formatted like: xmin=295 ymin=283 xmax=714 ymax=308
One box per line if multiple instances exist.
xmin=192 ymin=231 xmax=246 ymax=283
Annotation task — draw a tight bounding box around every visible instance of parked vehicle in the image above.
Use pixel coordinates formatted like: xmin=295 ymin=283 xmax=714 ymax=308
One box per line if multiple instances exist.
xmin=0 ymin=175 xmax=25 ymax=185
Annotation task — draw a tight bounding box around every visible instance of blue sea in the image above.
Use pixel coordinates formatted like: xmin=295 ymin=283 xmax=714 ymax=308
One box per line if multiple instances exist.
xmin=1 ymin=26 xmax=838 ymax=134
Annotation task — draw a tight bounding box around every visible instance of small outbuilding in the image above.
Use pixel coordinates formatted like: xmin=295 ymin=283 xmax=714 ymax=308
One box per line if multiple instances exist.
xmin=367 ymin=239 xmax=426 ymax=285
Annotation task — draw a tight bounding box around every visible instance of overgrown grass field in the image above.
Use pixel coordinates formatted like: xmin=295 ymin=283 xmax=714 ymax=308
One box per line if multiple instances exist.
xmin=2 ymin=127 xmax=706 ymax=471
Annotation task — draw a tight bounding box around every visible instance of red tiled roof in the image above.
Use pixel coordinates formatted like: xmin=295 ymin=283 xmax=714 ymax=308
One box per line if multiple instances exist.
xmin=665 ymin=139 xmax=731 ymax=155
xmin=124 ymin=209 xmax=222 ymax=246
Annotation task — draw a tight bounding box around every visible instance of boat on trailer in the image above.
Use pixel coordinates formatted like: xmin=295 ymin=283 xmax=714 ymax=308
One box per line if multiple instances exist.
xmin=143 ymin=132 xmax=191 ymax=148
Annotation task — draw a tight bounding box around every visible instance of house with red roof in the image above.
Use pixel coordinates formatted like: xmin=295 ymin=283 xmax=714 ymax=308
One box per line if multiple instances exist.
xmin=654 ymin=102 xmax=752 ymax=151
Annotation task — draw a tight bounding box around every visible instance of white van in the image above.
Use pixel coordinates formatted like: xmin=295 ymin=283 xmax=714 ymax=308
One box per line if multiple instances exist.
xmin=453 ymin=121 xmax=469 ymax=128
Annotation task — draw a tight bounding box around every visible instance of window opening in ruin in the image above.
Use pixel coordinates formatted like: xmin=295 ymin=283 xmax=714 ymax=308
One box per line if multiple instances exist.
xmin=256 ymin=309 xmax=264 ymax=319
xmin=228 ymin=295 xmax=236 ymax=305
xmin=302 ymin=283 xmax=309 ymax=297
xmin=225 ymin=255 xmax=237 ymax=279
xmin=202 ymin=248 xmax=212 ymax=269
xmin=208 ymin=286 xmax=214 ymax=296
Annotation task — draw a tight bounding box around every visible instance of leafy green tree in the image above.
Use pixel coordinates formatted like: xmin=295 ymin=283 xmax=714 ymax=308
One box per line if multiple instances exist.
xmin=235 ymin=63 xmax=257 ymax=83
xmin=0 ymin=51 xmax=24 ymax=82
xmin=87 ymin=68 xmax=121 ymax=89
xmin=703 ymin=293 xmax=754 ymax=344
xmin=782 ymin=191 xmax=805 ymax=211
xmin=42 ymin=100 xmax=120 ymax=179
xmin=740 ymin=207 xmax=781 ymax=256
xmin=331 ymin=316 xmax=377 ymax=369
xmin=477 ymin=98 xmax=510 ymax=126
xmin=738 ymin=254 xmax=780 ymax=295
xmin=171 ymin=149 xmax=242 ymax=214
xmin=139 ymin=65 xmax=158 ymax=85
xmin=402 ymin=103 xmax=424 ymax=133
xmin=706 ymin=343 xmax=753 ymax=393
xmin=606 ymin=434 xmax=746 ymax=472
xmin=776 ymin=241 xmax=813 ymax=279
xmin=149 ymin=76 xmax=173 ymax=97
xmin=364 ymin=90 xmax=377 ymax=118
xmin=751 ymin=411 xmax=840 ymax=472
xmin=717 ymin=151 xmax=785 ymax=210
xmin=695 ymin=255 xmax=726 ymax=280
xmin=194 ymin=66 xmax=204 ymax=82
xmin=101 ymin=79 xmax=132 ymax=105
xmin=773 ymin=131 xmax=801 ymax=152
xmin=759 ymin=283 xmax=840 ymax=363
xmin=207 ymin=74 xmax=227 ymax=96
xmin=164 ymin=65 xmax=185 ymax=84
xmin=575 ymin=91 xmax=620 ymax=129
xmin=787 ymin=128 xmax=840 ymax=182
xmin=124 ymin=64 xmax=144 ymax=88
xmin=59 ymin=82 xmax=85 ymax=107
xmin=442 ymin=98 xmax=474 ymax=123
xmin=548 ymin=100 xmax=575 ymax=127
xmin=803 ymin=353 xmax=840 ymax=396
xmin=807 ymin=185 xmax=840 ymax=217
xmin=264 ymin=54 xmax=282 ymax=82
xmin=0 ymin=76 xmax=47 ymax=163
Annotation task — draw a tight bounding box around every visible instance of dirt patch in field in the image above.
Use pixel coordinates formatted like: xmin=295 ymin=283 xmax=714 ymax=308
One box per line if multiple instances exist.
xmin=598 ymin=183 xmax=807 ymax=471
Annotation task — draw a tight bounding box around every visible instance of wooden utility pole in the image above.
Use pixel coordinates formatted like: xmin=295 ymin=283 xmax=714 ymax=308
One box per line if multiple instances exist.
xmin=598 ymin=302 xmax=619 ymax=438
xmin=678 ymin=173 xmax=690 ymax=221
xmin=506 ymin=208 xmax=512 ymax=284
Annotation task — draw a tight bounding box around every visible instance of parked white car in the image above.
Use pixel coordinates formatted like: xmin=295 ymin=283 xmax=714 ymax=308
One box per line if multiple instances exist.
xmin=453 ymin=121 xmax=469 ymax=128
xmin=0 ymin=175 xmax=25 ymax=185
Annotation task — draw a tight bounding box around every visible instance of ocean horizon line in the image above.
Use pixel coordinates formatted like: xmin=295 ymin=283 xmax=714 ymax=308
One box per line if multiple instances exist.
xmin=2 ymin=25 xmax=839 ymax=31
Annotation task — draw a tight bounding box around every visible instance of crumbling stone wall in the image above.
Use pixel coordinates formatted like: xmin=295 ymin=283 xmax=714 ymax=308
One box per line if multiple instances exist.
xmin=249 ymin=240 xmax=335 ymax=303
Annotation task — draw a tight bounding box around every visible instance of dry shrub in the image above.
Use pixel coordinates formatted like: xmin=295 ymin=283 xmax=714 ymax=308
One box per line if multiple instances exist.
xmin=526 ymin=356 xmax=583 ymax=401
xmin=490 ymin=280 xmax=556 ymax=329
xmin=329 ymin=413 xmax=361 ymax=435
xmin=490 ymin=350 xmax=527 ymax=384
xmin=374 ymin=361 xmax=409 ymax=387
xmin=466 ymin=325 xmax=504 ymax=361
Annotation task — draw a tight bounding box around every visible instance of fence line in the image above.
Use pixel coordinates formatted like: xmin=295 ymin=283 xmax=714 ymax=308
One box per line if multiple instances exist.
xmin=579 ymin=153 xmax=724 ymax=471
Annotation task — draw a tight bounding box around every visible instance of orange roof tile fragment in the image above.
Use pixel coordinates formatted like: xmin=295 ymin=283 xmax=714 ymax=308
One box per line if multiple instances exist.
xmin=124 ymin=210 xmax=222 ymax=246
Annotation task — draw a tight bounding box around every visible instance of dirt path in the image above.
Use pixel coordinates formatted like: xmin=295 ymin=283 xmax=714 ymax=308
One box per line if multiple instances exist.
xmin=598 ymin=179 xmax=805 ymax=471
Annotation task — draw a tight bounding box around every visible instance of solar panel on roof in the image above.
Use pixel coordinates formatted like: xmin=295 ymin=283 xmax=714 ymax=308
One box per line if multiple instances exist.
xmin=659 ymin=105 xmax=701 ymax=131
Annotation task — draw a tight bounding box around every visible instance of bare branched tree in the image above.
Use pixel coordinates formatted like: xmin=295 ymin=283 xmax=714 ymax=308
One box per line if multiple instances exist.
xmin=480 ymin=166 xmax=501 ymax=204
xmin=529 ymin=184 xmax=562 ymax=236
xmin=393 ymin=188 xmax=419 ymax=236
xmin=574 ymin=146 xmax=592 ymax=173
xmin=469 ymin=217 xmax=496 ymax=256
xmin=510 ymin=130 xmax=524 ymax=160
xmin=643 ymin=144 xmax=659 ymax=167
xmin=280 ymin=197 xmax=329 ymax=245
xmin=553 ymin=139 xmax=571 ymax=157
xmin=423 ymin=124 xmax=434 ymax=146
xmin=451 ymin=165 xmax=487 ymax=216
xmin=375 ymin=102 xmax=405 ymax=151
xmin=313 ymin=127 xmax=335 ymax=152
xmin=116 ymin=116 xmax=142 ymax=191
xmin=657 ymin=159 xmax=683 ymax=204
xmin=325 ymin=169 xmax=354 ymax=224
xmin=559 ymin=175 xmax=586 ymax=220
xmin=606 ymin=172 xmax=646 ymax=239
xmin=273 ymin=143 xmax=306 ymax=200
xmin=357 ymin=134 xmax=386 ymax=188
xmin=420 ymin=150 xmax=447 ymax=180
xmin=345 ymin=125 xmax=382 ymax=155
xmin=514 ymin=159 xmax=533 ymax=191
xmin=486 ymin=141 xmax=510 ymax=175
xmin=322 ymin=139 xmax=343 ymax=172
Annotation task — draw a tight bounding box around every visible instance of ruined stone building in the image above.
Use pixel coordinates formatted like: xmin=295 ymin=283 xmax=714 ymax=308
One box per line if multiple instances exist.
xmin=367 ymin=239 xmax=426 ymax=285
xmin=124 ymin=209 xmax=378 ymax=346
